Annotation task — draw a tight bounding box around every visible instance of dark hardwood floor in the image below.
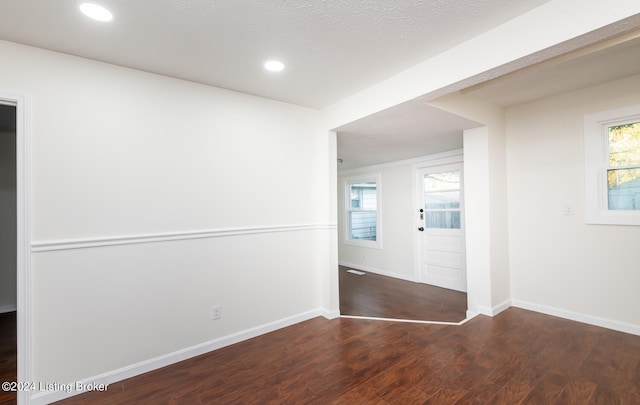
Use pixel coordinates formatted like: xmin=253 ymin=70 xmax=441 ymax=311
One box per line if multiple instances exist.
xmin=0 ymin=311 xmax=16 ymax=405
xmin=339 ymin=265 xmax=467 ymax=322
xmin=56 ymin=308 xmax=640 ymax=404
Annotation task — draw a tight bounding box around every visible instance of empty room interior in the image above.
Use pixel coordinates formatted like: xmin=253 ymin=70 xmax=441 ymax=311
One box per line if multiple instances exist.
xmin=1 ymin=1 xmax=640 ymax=404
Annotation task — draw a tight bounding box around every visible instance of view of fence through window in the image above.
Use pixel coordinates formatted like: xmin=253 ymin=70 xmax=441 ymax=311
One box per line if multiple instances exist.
xmin=423 ymin=170 xmax=461 ymax=229
xmin=608 ymin=122 xmax=640 ymax=210
xmin=349 ymin=181 xmax=377 ymax=240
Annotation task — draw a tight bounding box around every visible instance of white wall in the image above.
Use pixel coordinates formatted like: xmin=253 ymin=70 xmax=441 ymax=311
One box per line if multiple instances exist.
xmin=4 ymin=1 xmax=640 ymax=398
xmin=338 ymin=162 xmax=416 ymax=280
xmin=0 ymin=128 xmax=16 ymax=312
xmin=337 ymin=151 xmax=466 ymax=283
xmin=507 ymin=73 xmax=640 ymax=329
xmin=0 ymin=40 xmax=330 ymax=392
xmin=462 ymin=127 xmax=494 ymax=315
xmin=323 ymin=0 xmax=640 ymax=321
xmin=428 ymin=95 xmax=510 ymax=315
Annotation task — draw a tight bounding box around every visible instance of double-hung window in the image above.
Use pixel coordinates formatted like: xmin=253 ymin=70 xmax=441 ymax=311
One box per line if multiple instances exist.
xmin=344 ymin=174 xmax=381 ymax=248
xmin=584 ymin=105 xmax=640 ymax=225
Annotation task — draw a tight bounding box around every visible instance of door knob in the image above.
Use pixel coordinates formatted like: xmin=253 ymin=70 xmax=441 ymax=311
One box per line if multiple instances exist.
xmin=418 ymin=227 xmax=424 ymax=231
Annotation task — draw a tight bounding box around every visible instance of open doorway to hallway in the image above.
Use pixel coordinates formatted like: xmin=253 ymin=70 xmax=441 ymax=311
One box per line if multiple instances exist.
xmin=0 ymin=103 xmax=17 ymax=404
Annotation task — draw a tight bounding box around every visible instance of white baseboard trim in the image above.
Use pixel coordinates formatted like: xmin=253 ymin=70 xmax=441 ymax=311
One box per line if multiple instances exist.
xmin=340 ymin=314 xmax=471 ymax=326
xmin=475 ymin=299 xmax=512 ymax=317
xmin=31 ymin=308 xmax=326 ymax=405
xmin=320 ymin=308 xmax=341 ymax=320
xmin=512 ymin=299 xmax=640 ymax=337
xmin=0 ymin=304 xmax=17 ymax=314
xmin=339 ymin=261 xmax=418 ymax=283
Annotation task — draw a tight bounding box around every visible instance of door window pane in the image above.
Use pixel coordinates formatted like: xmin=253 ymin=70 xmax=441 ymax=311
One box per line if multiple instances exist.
xmin=425 ymin=191 xmax=460 ymax=210
xmin=423 ymin=170 xmax=461 ymax=229
xmin=425 ymin=211 xmax=460 ymax=229
xmin=424 ymin=171 xmax=460 ymax=192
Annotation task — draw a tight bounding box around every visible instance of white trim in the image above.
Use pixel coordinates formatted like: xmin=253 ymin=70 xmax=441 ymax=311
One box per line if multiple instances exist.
xmin=339 ymin=261 xmax=417 ymax=282
xmin=512 ymin=299 xmax=640 ymax=337
xmin=320 ymin=308 xmax=341 ymax=319
xmin=340 ymin=312 xmax=478 ymax=325
xmin=476 ymin=306 xmax=493 ymax=316
xmin=0 ymin=304 xmax=17 ymax=314
xmin=31 ymin=309 xmax=326 ymax=405
xmin=31 ymin=223 xmax=337 ymax=252
xmin=0 ymin=91 xmax=32 ymax=405
xmin=339 ymin=149 xmax=463 ymax=175
xmin=476 ymin=299 xmax=512 ymax=317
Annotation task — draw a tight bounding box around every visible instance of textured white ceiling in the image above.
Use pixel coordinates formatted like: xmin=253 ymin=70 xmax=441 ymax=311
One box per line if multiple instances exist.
xmin=336 ymin=32 xmax=640 ymax=170
xmin=6 ymin=0 xmax=637 ymax=171
xmin=465 ymin=34 xmax=640 ymax=107
xmin=336 ymin=101 xmax=480 ymax=170
xmin=0 ymin=0 xmax=551 ymax=108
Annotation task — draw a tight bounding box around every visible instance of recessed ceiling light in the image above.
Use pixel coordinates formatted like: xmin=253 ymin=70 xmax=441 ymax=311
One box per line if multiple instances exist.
xmin=79 ymin=2 xmax=113 ymax=22
xmin=264 ymin=60 xmax=285 ymax=72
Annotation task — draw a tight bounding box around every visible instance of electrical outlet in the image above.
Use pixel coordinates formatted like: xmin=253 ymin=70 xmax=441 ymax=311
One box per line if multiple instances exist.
xmin=212 ymin=305 xmax=222 ymax=320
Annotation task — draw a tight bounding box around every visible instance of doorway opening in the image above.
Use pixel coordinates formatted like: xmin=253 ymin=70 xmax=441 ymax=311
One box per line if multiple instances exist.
xmin=336 ymin=152 xmax=470 ymax=322
xmin=0 ymin=92 xmax=31 ymax=405
xmin=0 ymin=103 xmax=17 ymax=404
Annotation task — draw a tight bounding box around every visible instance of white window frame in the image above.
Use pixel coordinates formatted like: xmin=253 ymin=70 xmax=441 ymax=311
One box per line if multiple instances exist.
xmin=584 ymin=104 xmax=640 ymax=225
xmin=343 ymin=173 xmax=382 ymax=249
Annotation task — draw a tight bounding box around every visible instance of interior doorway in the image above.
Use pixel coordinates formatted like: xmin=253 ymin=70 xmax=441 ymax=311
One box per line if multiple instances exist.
xmin=0 ymin=103 xmax=17 ymax=404
xmin=0 ymin=91 xmax=31 ymax=405
xmin=336 ymin=151 xmax=469 ymax=322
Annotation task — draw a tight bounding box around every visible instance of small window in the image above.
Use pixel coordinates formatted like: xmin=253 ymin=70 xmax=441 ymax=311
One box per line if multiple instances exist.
xmin=344 ymin=174 xmax=381 ymax=248
xmin=607 ymin=123 xmax=640 ymax=210
xmin=585 ymin=105 xmax=640 ymax=225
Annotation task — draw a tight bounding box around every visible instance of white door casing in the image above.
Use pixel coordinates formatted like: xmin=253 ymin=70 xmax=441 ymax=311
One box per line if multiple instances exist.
xmin=0 ymin=91 xmax=32 ymax=405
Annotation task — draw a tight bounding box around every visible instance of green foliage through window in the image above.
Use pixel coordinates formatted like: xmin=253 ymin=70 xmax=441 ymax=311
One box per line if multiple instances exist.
xmin=607 ymin=122 xmax=640 ymax=210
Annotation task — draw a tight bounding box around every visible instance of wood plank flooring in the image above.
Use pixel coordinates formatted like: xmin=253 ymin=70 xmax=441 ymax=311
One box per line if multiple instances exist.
xmin=0 ymin=312 xmax=16 ymax=405
xmin=56 ymin=308 xmax=640 ymax=404
xmin=339 ymin=265 xmax=467 ymax=322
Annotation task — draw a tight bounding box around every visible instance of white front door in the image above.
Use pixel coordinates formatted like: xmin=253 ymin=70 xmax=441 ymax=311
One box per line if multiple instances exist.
xmin=417 ymin=164 xmax=466 ymax=292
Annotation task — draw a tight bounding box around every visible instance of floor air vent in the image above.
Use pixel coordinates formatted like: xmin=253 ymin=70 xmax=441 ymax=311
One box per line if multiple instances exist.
xmin=346 ymin=269 xmax=366 ymax=276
